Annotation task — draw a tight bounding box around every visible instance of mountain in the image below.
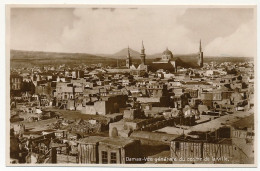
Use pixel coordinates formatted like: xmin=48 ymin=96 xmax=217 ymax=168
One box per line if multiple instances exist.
xmin=97 ymin=48 xmax=141 ymax=59
xmin=113 ymin=48 xmax=141 ymax=58
xmin=10 ymin=49 xmax=118 ymax=67
xmin=10 ymin=49 xmax=105 ymax=60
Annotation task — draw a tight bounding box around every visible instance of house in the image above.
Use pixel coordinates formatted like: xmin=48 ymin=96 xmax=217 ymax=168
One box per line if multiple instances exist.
xmin=170 ymin=124 xmax=253 ymax=164
xmin=35 ymin=81 xmax=56 ymax=97
xmin=13 ymin=124 xmax=25 ymax=135
xmin=98 ymin=137 xmax=141 ymax=164
xmin=10 ymin=74 xmax=23 ymax=91
xmin=109 ymin=116 xmax=174 ymax=137
xmin=81 ymin=95 xmax=128 ymax=115
xmin=230 ymin=91 xmax=243 ymax=106
xmin=200 ymin=92 xmax=213 ymax=108
xmin=171 ymin=139 xmax=234 ymax=164
xmin=77 ymin=136 xmax=106 ymax=164
xmin=230 ymin=114 xmax=254 ymax=164
xmin=77 ymin=136 xmax=141 ymax=164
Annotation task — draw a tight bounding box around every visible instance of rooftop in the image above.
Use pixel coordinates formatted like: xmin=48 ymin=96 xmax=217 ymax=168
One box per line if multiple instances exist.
xmin=76 ymin=136 xmax=107 ymax=144
xmin=231 ymin=114 xmax=254 ymax=130
xmin=130 ymin=131 xmax=179 ymax=144
xmin=99 ymin=137 xmax=137 ymax=147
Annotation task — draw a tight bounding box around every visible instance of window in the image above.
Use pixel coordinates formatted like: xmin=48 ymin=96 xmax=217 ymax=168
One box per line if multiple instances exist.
xmin=101 ymin=151 xmax=108 ymax=164
xmin=110 ymin=152 xmax=117 ymax=164
xmin=175 ymin=142 xmax=180 ymax=150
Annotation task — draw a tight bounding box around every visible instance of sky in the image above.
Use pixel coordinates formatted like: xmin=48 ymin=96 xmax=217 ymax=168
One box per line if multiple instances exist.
xmin=10 ymin=6 xmax=256 ymax=57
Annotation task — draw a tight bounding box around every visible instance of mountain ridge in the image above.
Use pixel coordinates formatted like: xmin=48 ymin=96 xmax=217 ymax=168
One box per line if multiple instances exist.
xmin=11 ymin=49 xmax=254 ymax=60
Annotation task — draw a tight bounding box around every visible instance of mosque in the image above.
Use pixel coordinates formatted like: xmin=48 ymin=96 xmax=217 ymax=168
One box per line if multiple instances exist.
xmin=126 ymin=41 xmax=149 ymax=74
xmin=126 ymin=40 xmax=204 ymax=73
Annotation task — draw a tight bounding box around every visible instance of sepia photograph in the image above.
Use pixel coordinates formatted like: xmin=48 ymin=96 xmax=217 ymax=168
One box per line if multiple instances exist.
xmin=5 ymin=4 xmax=257 ymax=167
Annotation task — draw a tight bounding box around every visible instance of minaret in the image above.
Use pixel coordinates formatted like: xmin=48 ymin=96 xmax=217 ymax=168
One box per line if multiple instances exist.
xmin=140 ymin=40 xmax=146 ymax=65
xmin=126 ymin=46 xmax=132 ymax=68
xmin=199 ymin=39 xmax=202 ymax=52
xmin=198 ymin=39 xmax=203 ymax=67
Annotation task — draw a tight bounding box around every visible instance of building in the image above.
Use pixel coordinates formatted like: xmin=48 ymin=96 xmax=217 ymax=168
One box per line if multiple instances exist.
xmin=77 ymin=136 xmax=141 ymax=164
xmin=230 ymin=114 xmax=254 ymax=164
xmin=151 ymin=47 xmax=177 ymax=72
xmin=125 ymin=46 xmax=132 ymax=69
xmin=136 ymin=41 xmax=149 ymax=72
xmin=35 ymin=81 xmax=56 ymax=97
xmin=170 ymin=124 xmax=253 ymax=164
xmin=98 ymin=137 xmax=141 ymax=164
xmin=10 ymin=75 xmax=23 ymax=91
xmin=81 ymin=95 xmax=128 ymax=115
xmin=140 ymin=40 xmax=146 ymax=65
xmin=198 ymin=39 xmax=203 ymax=67
xmin=77 ymin=136 xmax=106 ymax=164
xmin=171 ymin=139 xmax=234 ymax=164
xmin=150 ymin=40 xmax=204 ymax=71
xmin=109 ymin=115 xmax=175 ymax=138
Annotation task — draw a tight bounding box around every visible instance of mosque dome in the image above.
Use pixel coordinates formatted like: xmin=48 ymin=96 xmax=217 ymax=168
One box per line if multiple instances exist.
xmin=162 ymin=47 xmax=173 ymax=60
xmin=163 ymin=47 xmax=173 ymax=56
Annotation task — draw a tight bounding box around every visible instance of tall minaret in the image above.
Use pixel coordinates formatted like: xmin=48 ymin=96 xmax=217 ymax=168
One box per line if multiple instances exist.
xmin=126 ymin=46 xmax=132 ymax=68
xmin=199 ymin=39 xmax=202 ymax=52
xmin=140 ymin=40 xmax=146 ymax=65
xmin=198 ymin=39 xmax=203 ymax=67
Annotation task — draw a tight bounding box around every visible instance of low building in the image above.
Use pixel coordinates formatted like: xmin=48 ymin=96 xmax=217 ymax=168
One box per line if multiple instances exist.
xmin=77 ymin=136 xmax=106 ymax=164
xmin=230 ymin=114 xmax=254 ymax=164
xmin=170 ymin=125 xmax=253 ymax=164
xmin=10 ymin=74 xmax=23 ymax=91
xmin=98 ymin=137 xmax=141 ymax=164
xmin=81 ymin=95 xmax=128 ymax=115
xmin=77 ymin=136 xmax=141 ymax=164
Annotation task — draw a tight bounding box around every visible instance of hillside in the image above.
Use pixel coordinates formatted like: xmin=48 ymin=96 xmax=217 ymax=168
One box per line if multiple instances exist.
xmin=10 ymin=50 xmax=113 ymax=60
xmin=10 ymin=50 xmax=117 ymax=67
xmin=98 ymin=48 xmax=141 ymax=59
xmin=113 ymin=48 xmax=141 ymax=58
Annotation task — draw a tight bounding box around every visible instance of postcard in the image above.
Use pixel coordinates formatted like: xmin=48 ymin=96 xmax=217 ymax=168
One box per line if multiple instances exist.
xmin=5 ymin=4 xmax=257 ymax=167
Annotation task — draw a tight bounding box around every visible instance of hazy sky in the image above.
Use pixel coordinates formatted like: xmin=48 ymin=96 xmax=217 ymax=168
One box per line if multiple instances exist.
xmin=10 ymin=7 xmax=256 ymax=57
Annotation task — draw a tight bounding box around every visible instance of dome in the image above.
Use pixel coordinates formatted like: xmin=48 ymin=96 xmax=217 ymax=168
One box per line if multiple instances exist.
xmin=162 ymin=47 xmax=173 ymax=56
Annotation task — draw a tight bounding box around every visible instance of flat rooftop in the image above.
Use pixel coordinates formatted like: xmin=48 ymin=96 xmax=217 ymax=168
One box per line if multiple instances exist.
xmin=99 ymin=137 xmax=137 ymax=147
xmin=155 ymin=109 xmax=254 ymax=136
xmin=231 ymin=114 xmax=254 ymax=130
xmin=130 ymin=131 xmax=179 ymax=144
xmin=77 ymin=136 xmax=107 ymax=144
xmin=190 ymin=109 xmax=254 ymax=132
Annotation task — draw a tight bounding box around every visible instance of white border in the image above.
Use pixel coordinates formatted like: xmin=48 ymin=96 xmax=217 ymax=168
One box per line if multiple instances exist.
xmin=1 ymin=0 xmax=259 ymax=170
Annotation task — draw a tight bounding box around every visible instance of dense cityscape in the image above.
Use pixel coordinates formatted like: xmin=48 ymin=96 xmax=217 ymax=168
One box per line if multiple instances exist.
xmin=9 ymin=40 xmax=255 ymax=164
